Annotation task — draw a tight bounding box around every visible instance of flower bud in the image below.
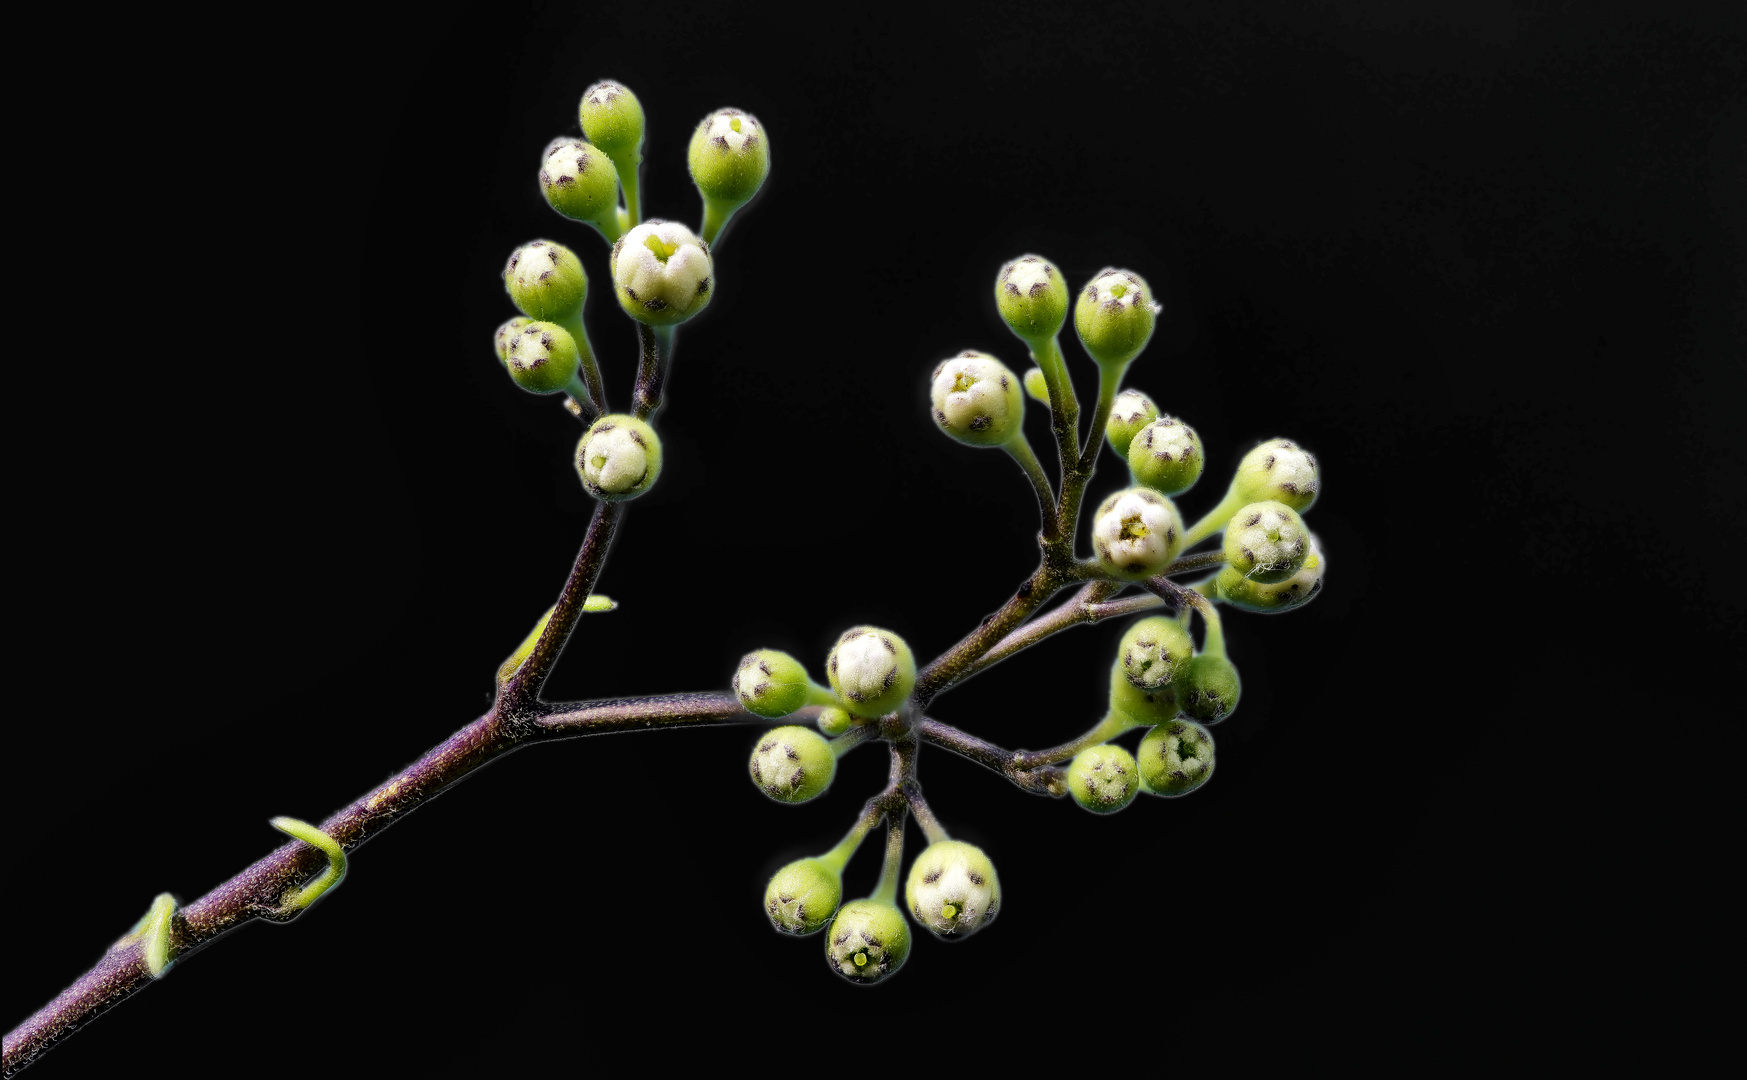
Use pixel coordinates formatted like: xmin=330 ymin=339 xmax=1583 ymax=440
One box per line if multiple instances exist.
xmin=1074 ymin=268 xmax=1159 ymax=368
xmin=494 ymin=316 xmax=532 ymax=364
xmin=579 ymin=80 xmax=645 ymax=159
xmin=1105 ymin=389 xmax=1159 ymax=458
xmin=749 ymin=725 xmax=836 ymax=804
xmin=826 ymin=899 xmax=911 ymax=983
xmin=504 ymin=321 xmax=580 ymax=395
xmin=1091 ymin=487 xmax=1184 ymax=581
xmin=688 ymin=108 xmax=770 ymax=210
xmin=826 ymin=627 xmax=916 ymax=718
xmin=765 ymin=857 xmax=842 ymax=935
xmin=575 ymin=414 xmax=663 ymax=501
xmin=539 ymin=140 xmax=621 ymax=233
xmin=610 ymin=221 xmax=714 ymax=326
xmin=1216 ymin=540 xmax=1325 ymax=613
xmin=1118 ymin=616 xmax=1195 ymax=690
xmin=905 ymin=840 xmax=1000 ymax=939
xmin=1223 ymin=501 xmax=1309 ymax=583
xmin=1176 ymin=654 xmax=1241 ymax=723
xmin=1109 ymin=660 xmax=1180 ymax=725
xmin=816 ymin=706 xmax=856 ymax=737
xmin=504 ymin=240 xmax=587 ymax=322
xmin=1127 ymin=416 xmax=1204 ymax=496
xmin=1137 ymin=720 xmax=1215 ymax=796
xmin=1068 ymin=744 xmax=1140 ymax=813
xmin=734 ymin=649 xmax=811 ymax=719
xmin=1233 ymin=438 xmax=1320 ymax=512
xmin=995 ymin=255 xmax=1070 ymax=344
xmin=930 ymin=351 xmax=1024 ymax=447
xmin=1023 ymin=367 xmax=1050 ymax=404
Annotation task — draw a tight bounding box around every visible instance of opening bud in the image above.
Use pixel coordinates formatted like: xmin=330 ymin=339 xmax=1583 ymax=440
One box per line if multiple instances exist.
xmin=579 ymin=81 xmax=645 ymax=159
xmin=1074 ymin=268 xmax=1159 ymax=368
xmin=539 ymin=140 xmax=622 ymax=237
xmin=1137 ymin=720 xmax=1215 ymax=796
xmin=1023 ymin=367 xmax=1050 ymax=404
xmin=1216 ymin=538 xmax=1325 ymax=614
xmin=1128 ymin=416 xmax=1205 ymax=496
xmin=1092 ymin=487 xmax=1184 ymax=581
xmin=494 ymin=317 xmax=532 ymax=364
xmin=735 ymin=649 xmax=813 ymax=718
xmin=826 ymin=627 xmax=916 ymax=718
xmin=930 ymin=351 xmax=1024 ymax=447
xmin=1118 ymin=616 xmax=1195 ymax=690
xmin=905 ymin=840 xmax=1000 ymax=940
xmin=825 ymin=899 xmax=911 ymax=983
xmin=610 ymin=221 xmax=713 ymax=326
xmin=766 ymin=857 xmax=842 ymax=935
xmin=1176 ymin=654 xmax=1241 ymax=723
xmin=816 ymin=706 xmax=856 ymax=737
xmin=1233 ymin=438 xmax=1320 ymax=513
xmin=1105 ymin=389 xmax=1160 ymax=458
xmin=749 ymin=725 xmax=836 ymax=804
xmin=995 ymin=255 xmax=1069 ymax=344
xmin=1109 ymin=659 xmax=1180 ymax=725
xmin=688 ymin=108 xmax=770 ymax=211
xmin=575 ymin=414 xmax=663 ymax=501
xmin=504 ymin=321 xmax=580 ymax=395
xmin=1224 ymin=500 xmax=1309 ymax=583
xmin=1068 ymin=744 xmax=1140 ymax=813
xmin=504 ymin=241 xmax=587 ymax=322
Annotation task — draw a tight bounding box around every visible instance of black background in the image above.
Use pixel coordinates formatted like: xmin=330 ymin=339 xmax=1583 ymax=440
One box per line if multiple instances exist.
xmin=9 ymin=1 xmax=1741 ymax=1071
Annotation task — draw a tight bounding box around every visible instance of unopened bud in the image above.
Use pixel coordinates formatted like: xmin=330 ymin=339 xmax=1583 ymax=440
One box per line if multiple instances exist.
xmin=930 ymin=351 xmax=1024 ymax=447
xmin=1118 ymin=615 xmax=1195 ymax=690
xmin=575 ymin=414 xmax=663 ymax=501
xmin=579 ymin=80 xmax=645 ymax=159
xmin=504 ymin=321 xmax=580 ymax=395
xmin=1109 ymin=660 xmax=1180 ymax=725
xmin=1233 ymin=438 xmax=1320 ymax=512
xmin=995 ymin=255 xmax=1069 ymax=344
xmin=765 ymin=857 xmax=842 ymax=935
xmin=539 ymin=140 xmax=621 ymax=235
xmin=1216 ymin=539 xmax=1325 ymax=614
xmin=1068 ymin=744 xmax=1140 ymax=813
xmin=1137 ymin=720 xmax=1215 ymax=796
xmin=1074 ymin=268 xmax=1159 ymax=368
xmin=735 ymin=649 xmax=812 ymax=718
xmin=749 ymin=725 xmax=836 ymax=804
xmin=1176 ymin=654 xmax=1241 ymax=723
xmin=1224 ymin=501 xmax=1309 ymax=583
xmin=826 ymin=627 xmax=916 ymax=718
xmin=816 ymin=706 xmax=856 ymax=737
xmin=1128 ymin=416 xmax=1204 ymax=496
xmin=1105 ymin=389 xmax=1159 ymax=458
xmin=1091 ymin=488 xmax=1184 ymax=581
xmin=825 ymin=899 xmax=911 ymax=983
xmin=688 ymin=108 xmax=770 ymax=210
xmin=905 ymin=840 xmax=1000 ymax=939
xmin=1023 ymin=367 xmax=1050 ymax=404
xmin=610 ymin=221 xmax=714 ymax=326
xmin=494 ymin=316 xmax=532 ymax=364
xmin=504 ymin=240 xmax=587 ymax=321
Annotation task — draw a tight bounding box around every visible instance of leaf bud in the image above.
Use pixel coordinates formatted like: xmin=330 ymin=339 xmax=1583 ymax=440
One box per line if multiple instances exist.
xmin=539 ymin=139 xmax=622 ymax=235
xmin=1233 ymin=438 xmax=1320 ymax=512
xmin=930 ymin=351 xmax=1024 ymax=447
xmin=816 ymin=706 xmax=856 ymax=737
xmin=504 ymin=240 xmax=587 ymax=322
xmin=749 ymin=725 xmax=836 ymax=804
xmin=826 ymin=627 xmax=916 ymax=718
xmin=1067 ymin=744 xmax=1140 ymax=813
xmin=1108 ymin=660 xmax=1180 ymax=725
xmin=494 ymin=316 xmax=532 ymax=364
xmin=1223 ymin=500 xmax=1309 ymax=583
xmin=1176 ymin=654 xmax=1241 ymax=723
xmin=504 ymin=321 xmax=580 ymax=395
xmin=1105 ymin=389 xmax=1160 ymax=458
xmin=765 ymin=857 xmax=842 ymax=935
xmin=1023 ymin=367 xmax=1050 ymax=404
xmin=688 ymin=108 xmax=770 ymax=210
xmin=575 ymin=414 xmax=663 ymax=501
xmin=734 ymin=649 xmax=812 ymax=719
xmin=1127 ymin=416 xmax=1205 ymax=496
xmin=1074 ymin=268 xmax=1159 ymax=368
xmin=610 ymin=221 xmax=714 ymax=326
xmin=825 ymin=899 xmax=911 ymax=983
xmin=905 ymin=840 xmax=1000 ymax=939
xmin=579 ymin=80 xmax=645 ymax=159
xmin=1216 ymin=539 xmax=1325 ymax=613
xmin=1118 ymin=615 xmax=1195 ymax=690
xmin=994 ymin=255 xmax=1070 ymax=344
xmin=1137 ymin=720 xmax=1215 ymax=796
xmin=1091 ymin=487 xmax=1184 ymax=581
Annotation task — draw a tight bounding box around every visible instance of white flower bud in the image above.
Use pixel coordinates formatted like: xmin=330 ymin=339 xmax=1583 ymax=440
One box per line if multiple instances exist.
xmin=929 ymin=351 xmax=1024 ymax=447
xmin=1233 ymin=438 xmax=1320 ymax=512
xmin=1091 ymin=487 xmax=1184 ymax=581
xmin=905 ymin=840 xmax=1000 ymax=939
xmin=1105 ymin=389 xmax=1159 ymax=458
xmin=1223 ymin=500 xmax=1309 ymax=583
xmin=575 ymin=414 xmax=662 ymax=501
xmin=610 ymin=221 xmax=714 ymax=326
xmin=826 ymin=627 xmax=917 ymax=718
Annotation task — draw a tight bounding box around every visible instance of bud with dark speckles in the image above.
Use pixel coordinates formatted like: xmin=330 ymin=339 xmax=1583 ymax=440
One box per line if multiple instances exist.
xmin=494 ymin=317 xmax=532 ymax=365
xmin=1118 ymin=615 xmax=1195 ymax=691
xmin=734 ymin=649 xmax=814 ymax=718
xmin=1137 ymin=720 xmax=1215 ymax=796
xmin=765 ymin=857 xmax=842 ymax=935
xmin=905 ymin=841 xmax=1000 ymax=939
xmin=1074 ymin=268 xmax=1159 ymax=368
xmin=1232 ymin=438 xmax=1320 ymax=513
xmin=503 ymin=321 xmax=580 ymax=395
xmin=1128 ymin=415 xmax=1204 ymax=496
xmin=610 ymin=221 xmax=714 ymax=326
xmin=1105 ymin=389 xmax=1159 ymax=458
xmin=995 ymin=255 xmax=1070 ymax=346
xmin=825 ymin=899 xmax=910 ymax=983
xmin=504 ymin=240 xmax=588 ymax=322
xmin=1091 ymin=487 xmax=1183 ymax=581
xmin=1067 ymin=744 xmax=1140 ymax=813
xmin=1223 ymin=500 xmax=1309 ymax=583
xmin=1216 ymin=539 xmax=1325 ymax=614
xmin=575 ymin=414 xmax=662 ymax=501
xmin=1176 ymin=654 xmax=1241 ymax=723
xmin=749 ymin=725 xmax=836 ymax=804
xmin=826 ymin=627 xmax=916 ymax=719
xmin=930 ymin=352 xmax=1025 ymax=447
xmin=688 ymin=108 xmax=769 ymax=244
xmin=539 ymin=140 xmax=623 ymax=240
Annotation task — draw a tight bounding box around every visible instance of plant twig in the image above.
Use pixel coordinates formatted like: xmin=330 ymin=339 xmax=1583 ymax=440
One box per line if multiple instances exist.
xmin=913 ymin=718 xmax=1067 ymax=797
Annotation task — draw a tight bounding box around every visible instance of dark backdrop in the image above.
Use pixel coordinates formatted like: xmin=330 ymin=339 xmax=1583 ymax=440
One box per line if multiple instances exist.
xmin=10 ymin=1 xmax=1741 ymax=1071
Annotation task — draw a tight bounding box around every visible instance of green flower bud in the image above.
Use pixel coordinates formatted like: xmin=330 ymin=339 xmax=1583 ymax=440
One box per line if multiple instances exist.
xmin=995 ymin=255 xmax=1070 ymax=344
xmin=1091 ymin=487 xmax=1183 ymax=581
xmin=930 ymin=351 xmax=1025 ymax=447
xmin=749 ymin=725 xmax=836 ymax=803
xmin=494 ymin=316 xmax=532 ymax=364
xmin=1176 ymin=654 xmax=1241 ymax=723
xmin=1118 ymin=615 xmax=1195 ymax=690
xmin=1137 ymin=720 xmax=1215 ymax=796
xmin=575 ymin=414 xmax=662 ymax=501
xmin=1233 ymin=438 xmax=1320 ymax=512
xmin=504 ymin=321 xmax=580 ymax=395
xmin=1216 ymin=539 xmax=1325 ymax=614
xmin=610 ymin=221 xmax=714 ymax=326
xmin=827 ymin=627 xmax=916 ymax=718
xmin=1127 ymin=416 xmax=1204 ymax=496
xmin=504 ymin=240 xmax=587 ymax=322
xmin=825 ymin=899 xmax=911 ymax=983
xmin=1105 ymin=389 xmax=1159 ymax=458
xmin=1074 ymin=268 xmax=1159 ymax=368
xmin=1068 ymin=744 xmax=1140 ymax=813
xmin=734 ymin=649 xmax=811 ymax=719
xmin=579 ymin=80 xmax=645 ymax=159
xmin=688 ymin=108 xmax=770 ymax=208
xmin=816 ymin=706 xmax=856 ymax=737
xmin=539 ymin=139 xmax=621 ymax=233
xmin=1109 ymin=659 xmax=1180 ymax=724
xmin=765 ymin=857 xmax=842 ymax=935
xmin=905 ymin=840 xmax=1000 ymax=939
xmin=1223 ymin=500 xmax=1309 ymax=583
xmin=1023 ymin=367 xmax=1050 ymax=404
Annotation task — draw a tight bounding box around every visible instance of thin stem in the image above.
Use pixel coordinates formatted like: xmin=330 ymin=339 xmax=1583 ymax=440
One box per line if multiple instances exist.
xmin=1198 ymin=597 xmax=1227 ymax=659
xmin=608 ymin=150 xmax=642 ymax=227
xmin=1033 ymin=335 xmax=1081 ymax=479
xmin=632 ymin=323 xmax=669 ymax=421
xmin=1003 ymin=435 xmax=1060 ymax=540
xmin=1076 ymin=361 xmax=1128 ymax=474
xmin=969 ymin=580 xmax=1121 ymax=678
xmin=1012 ymin=711 xmax=1140 ymax=770
xmin=1182 ymin=486 xmax=1246 ymax=549
xmin=830 ymin=725 xmax=875 ymax=758
xmin=913 ymin=566 xmax=1066 ymax=707
xmin=1162 ymin=549 xmax=1228 ymax=577
xmin=913 ymin=718 xmax=1068 ymax=797
xmin=871 ymin=814 xmax=906 ymax=905
xmin=563 ymin=376 xmax=600 ymax=422
xmin=499 ymin=501 xmax=623 ymax=713
xmin=533 ymin=691 xmax=762 ymax=736
xmin=556 ymin=312 xmax=606 ymax=415
xmin=905 ymin=786 xmax=950 ymax=845
xmin=818 ymin=800 xmax=884 ymax=874
xmin=804 ymin=682 xmax=839 ymax=707
xmin=700 ymin=199 xmax=735 ymax=247
xmin=1083 ymin=592 xmax=1166 ymax=620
